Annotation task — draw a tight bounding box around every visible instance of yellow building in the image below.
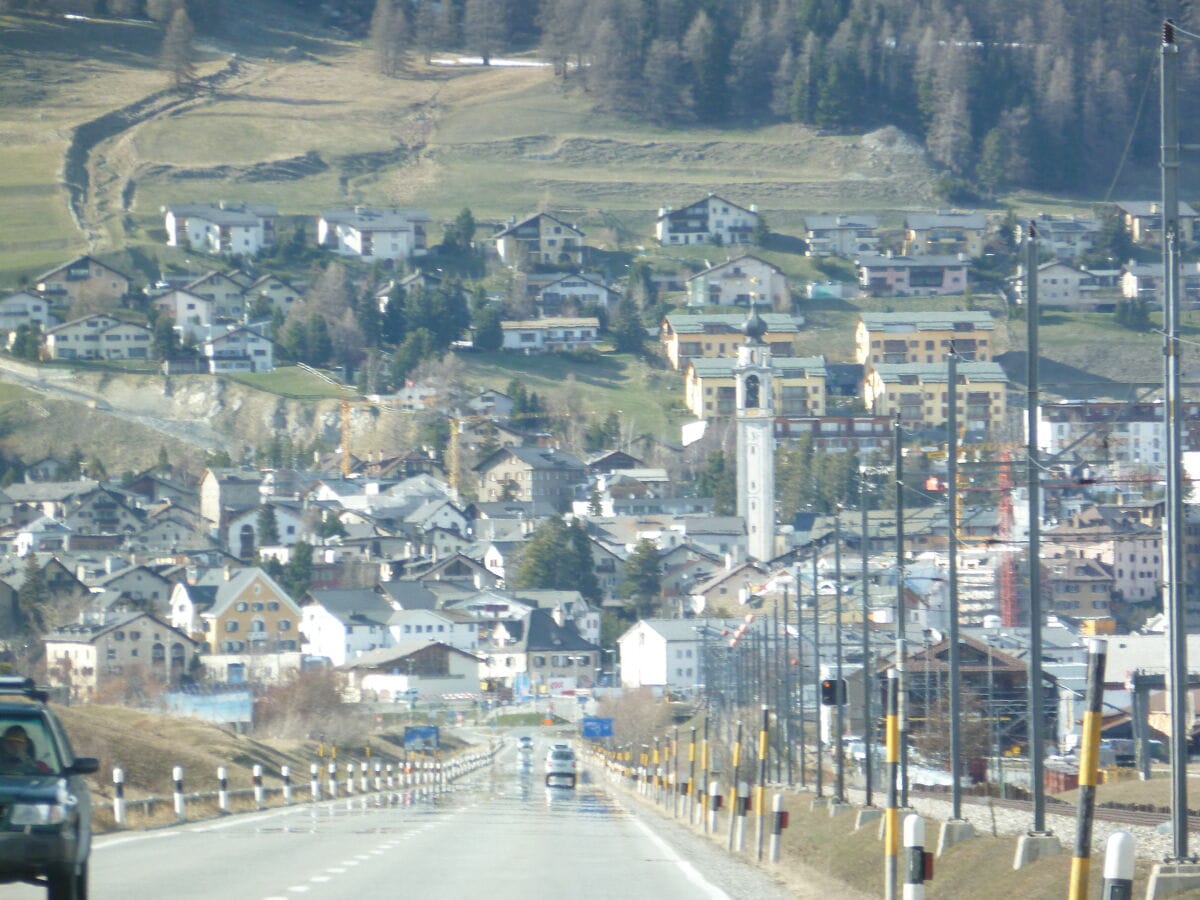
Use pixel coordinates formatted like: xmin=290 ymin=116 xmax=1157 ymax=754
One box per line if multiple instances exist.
xmin=684 ymin=356 xmax=827 ymax=420
xmin=863 ymin=361 xmax=1007 ymax=432
xmin=661 ymin=313 xmax=800 ymax=370
xmin=855 ymin=311 xmax=995 ymax=368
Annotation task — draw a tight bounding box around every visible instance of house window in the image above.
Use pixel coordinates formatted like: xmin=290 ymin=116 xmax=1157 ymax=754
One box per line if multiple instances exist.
xmin=533 ymin=655 xmax=546 ymax=667
xmin=278 ymin=620 xmax=291 ymax=632
xmin=236 ymin=602 xmax=248 ymax=612
xmin=226 ymin=621 xmax=239 ymax=632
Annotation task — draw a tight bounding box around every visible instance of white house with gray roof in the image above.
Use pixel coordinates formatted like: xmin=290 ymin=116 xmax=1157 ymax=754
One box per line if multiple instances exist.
xmin=301 ymin=588 xmax=396 ymax=666
xmin=163 ymin=202 xmax=278 ymax=256
xmin=617 ymin=617 xmax=743 ymax=692
xmin=318 ymin=207 xmax=430 ymax=262
xmin=803 ymin=213 xmax=881 ymax=257
xmin=902 ymin=210 xmax=988 ymax=257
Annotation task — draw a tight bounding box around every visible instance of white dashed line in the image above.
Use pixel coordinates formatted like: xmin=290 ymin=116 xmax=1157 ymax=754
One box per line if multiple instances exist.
xmin=326 ymin=867 xmax=345 ymax=874
xmin=310 ymin=876 xmax=331 ymax=883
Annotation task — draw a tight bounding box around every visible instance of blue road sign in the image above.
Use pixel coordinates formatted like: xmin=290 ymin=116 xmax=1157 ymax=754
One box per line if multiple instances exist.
xmin=404 ymin=725 xmax=440 ymax=750
xmin=580 ymin=717 xmax=614 ymax=738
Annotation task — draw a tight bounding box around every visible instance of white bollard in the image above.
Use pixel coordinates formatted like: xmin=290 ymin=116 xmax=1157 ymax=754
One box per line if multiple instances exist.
xmin=386 ymin=763 xmax=394 ymax=790
xmin=374 ymin=761 xmax=382 ymax=792
xmin=172 ymin=766 xmax=186 ymax=823
xmin=282 ymin=765 xmax=292 ymax=805
xmin=360 ymin=761 xmax=368 ymax=794
xmin=113 ymin=768 xmax=126 ymax=829
xmin=734 ymin=781 xmax=750 ymax=852
xmin=328 ymin=761 xmax=338 ymax=799
xmin=346 ymin=762 xmax=356 ymax=795
xmin=253 ymin=764 xmax=264 ymax=810
xmin=217 ymin=765 xmax=229 ymax=813
xmin=310 ymin=763 xmax=320 ymax=802
xmin=903 ymin=813 xmax=927 ymax=900
xmin=1102 ymin=831 xmax=1135 ymax=900
xmin=769 ymin=793 xmax=787 ymax=863
xmin=707 ymin=779 xmax=721 ymax=834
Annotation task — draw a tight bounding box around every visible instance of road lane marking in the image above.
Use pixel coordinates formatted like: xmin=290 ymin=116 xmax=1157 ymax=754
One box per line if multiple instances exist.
xmin=326 ymin=867 xmax=345 ymax=874
xmin=629 ymin=817 xmax=731 ymax=900
xmin=94 ymin=831 xmax=181 ymax=851
xmin=310 ymin=876 xmax=330 ymax=883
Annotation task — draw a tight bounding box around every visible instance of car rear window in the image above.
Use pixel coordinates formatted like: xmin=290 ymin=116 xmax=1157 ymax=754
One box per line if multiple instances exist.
xmin=551 ymin=750 xmax=574 ymax=761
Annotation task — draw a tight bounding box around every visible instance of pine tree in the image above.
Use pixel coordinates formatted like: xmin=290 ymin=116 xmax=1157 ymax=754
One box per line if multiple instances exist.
xmin=160 ymin=6 xmax=196 ymax=90
xmin=464 ymin=0 xmax=510 ymax=66
xmin=370 ymin=0 xmax=409 ymax=77
xmin=620 ymin=539 xmax=662 ymax=619
xmin=258 ymin=504 xmax=280 ymax=546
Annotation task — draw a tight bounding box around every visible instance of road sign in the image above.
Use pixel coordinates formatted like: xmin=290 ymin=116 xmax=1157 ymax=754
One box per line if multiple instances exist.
xmin=404 ymin=725 xmax=440 ymax=750
xmin=581 ymin=717 xmax=614 ymax=738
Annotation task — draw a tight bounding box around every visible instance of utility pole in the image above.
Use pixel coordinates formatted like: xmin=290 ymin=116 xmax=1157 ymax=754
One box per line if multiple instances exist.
xmin=783 ymin=583 xmax=792 ymax=786
xmin=813 ymin=549 xmax=823 ymax=798
xmin=894 ymin=415 xmax=908 ymax=805
xmin=1025 ymin=220 xmax=1047 ymax=836
xmin=834 ymin=506 xmax=845 ymax=803
xmin=1161 ymin=18 xmax=1190 ymax=865
xmin=861 ymin=475 xmax=874 ymax=806
xmin=948 ymin=347 xmax=963 ymax=822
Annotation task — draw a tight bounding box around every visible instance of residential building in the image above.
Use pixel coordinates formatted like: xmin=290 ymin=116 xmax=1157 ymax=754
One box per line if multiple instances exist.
xmin=1115 ymin=200 xmax=1198 ymax=245
xmin=535 ymin=273 xmax=617 ymax=317
xmin=902 ymin=211 xmax=988 ymax=257
xmin=494 ymin=213 xmax=584 ymax=267
xmin=1046 ymin=554 xmax=1115 ymax=618
xmin=685 ymin=255 xmax=790 ymax=309
xmin=198 ymin=324 xmax=274 ymax=373
xmin=803 ymin=213 xmax=881 ymax=257
xmin=199 ymin=468 xmax=262 ymax=527
xmin=863 ymin=361 xmax=1008 ymax=432
xmin=0 ymin=292 xmax=57 ymax=342
xmin=855 ymin=311 xmax=995 ymax=367
xmin=856 ymin=254 xmax=970 ymax=297
xmin=500 ymin=317 xmax=598 ymax=352
xmin=773 ymin=415 xmax=895 ymax=454
xmin=35 ymin=255 xmax=130 ymax=305
xmin=1037 ymin=399 xmax=1200 ymax=469
xmin=1042 ymin=506 xmax=1161 ymax=605
xmin=617 ymin=617 xmax=742 ymax=691
xmin=661 ymin=312 xmax=800 ymax=370
xmin=42 ymin=315 xmax=153 ymax=360
xmin=244 ymin=274 xmax=301 ymax=317
xmin=1010 ymin=261 xmax=1121 ymax=310
xmin=318 ymin=207 xmax=430 ymax=261
xmin=473 ymin=446 xmax=587 ymax=510
xmin=341 ymin=641 xmax=483 ymax=702
xmin=300 ymin=588 xmax=396 ymax=666
xmin=162 ymin=202 xmax=277 ymax=255
xmin=44 ymin=611 xmax=199 ymax=702
xmin=200 ymin=567 xmax=303 ymax=655
xmin=683 ymin=356 xmax=827 ymax=420
xmin=1120 ymin=261 xmax=1200 ymax=305
xmin=388 ymin=608 xmax=479 ymax=652
xmin=1029 ymin=213 xmax=1102 ymax=261
xmin=655 ymin=194 xmax=758 ymax=246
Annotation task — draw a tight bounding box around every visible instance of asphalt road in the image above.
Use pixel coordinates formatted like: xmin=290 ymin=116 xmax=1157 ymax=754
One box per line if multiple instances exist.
xmin=6 ymin=739 xmax=792 ymax=900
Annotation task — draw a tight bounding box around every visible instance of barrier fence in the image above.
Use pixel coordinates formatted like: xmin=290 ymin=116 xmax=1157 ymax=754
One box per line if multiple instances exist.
xmin=100 ymin=743 xmax=501 ymax=829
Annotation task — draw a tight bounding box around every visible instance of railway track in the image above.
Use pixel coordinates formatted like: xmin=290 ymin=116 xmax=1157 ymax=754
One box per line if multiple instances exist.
xmin=912 ymin=787 xmax=1200 ymax=831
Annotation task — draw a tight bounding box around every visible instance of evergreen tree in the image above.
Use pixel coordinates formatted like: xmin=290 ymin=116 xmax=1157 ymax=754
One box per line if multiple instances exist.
xmin=682 ymin=10 xmax=727 ymax=123
xmin=258 ymin=504 xmax=280 ymax=546
xmin=160 ymin=6 xmax=197 ymax=89
xmin=641 ymin=39 xmax=693 ymax=125
xmin=280 ymin=541 xmax=314 ymax=601
xmin=15 ymin=552 xmax=47 ymax=632
xmin=620 ymin=538 xmax=662 ymax=618
xmin=695 ymin=450 xmax=736 ymax=516
xmin=464 ymin=0 xmax=510 ymax=65
xmin=472 ymin=304 xmax=503 ymax=351
xmin=370 ymin=0 xmax=409 ymax=77
xmin=511 ymin=516 xmax=598 ymax=600
xmin=610 ymin=294 xmax=645 ymax=355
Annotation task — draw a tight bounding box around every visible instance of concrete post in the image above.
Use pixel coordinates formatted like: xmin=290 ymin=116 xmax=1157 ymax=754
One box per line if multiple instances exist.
xmin=282 ymin=765 xmax=292 ymax=805
xmin=310 ymin=763 xmax=320 ymax=802
xmin=113 ymin=768 xmax=125 ymax=829
xmin=172 ymin=765 xmax=185 ymax=823
xmin=328 ymin=761 xmax=338 ymax=799
xmin=218 ymin=765 xmax=229 ymax=813
xmin=253 ymin=764 xmax=264 ymax=810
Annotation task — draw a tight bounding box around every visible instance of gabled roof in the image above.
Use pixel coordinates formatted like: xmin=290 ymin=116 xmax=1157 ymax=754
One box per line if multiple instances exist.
xmin=340 ymin=640 xmax=483 ymax=670
xmin=685 ymin=355 xmax=828 ymax=379
xmin=377 ymin=580 xmax=439 ymax=610
xmin=905 ymin=211 xmax=988 ymax=230
xmin=494 ymin=212 xmax=584 ymax=239
xmin=665 ymin=313 xmax=801 ymax=334
xmin=658 ymin=194 xmax=757 ymax=220
xmin=165 ymin=202 xmax=278 ymax=225
xmin=473 ymin=445 xmax=587 ymax=475
xmin=688 ymin=254 xmax=783 ymax=280
xmin=619 ymin=616 xmax=744 ymax=643
xmin=36 ymin=255 xmax=131 ymax=283
xmin=540 ymin=272 xmax=610 ymax=291
xmin=207 ymin=568 xmax=298 ymax=616
xmin=320 ymin=207 xmax=431 ymax=229
xmin=804 ymin=213 xmax=880 ymax=230
xmin=519 ymin=608 xmax=600 ymax=653
xmin=305 ymin=588 xmax=394 ymax=626
xmin=857 ymin=254 xmax=971 ymax=269
xmin=46 ymin=610 xmax=197 ymax=645
xmin=858 ymin=311 xmax=995 ymax=332
xmin=1116 ymin=200 xmax=1199 ymax=218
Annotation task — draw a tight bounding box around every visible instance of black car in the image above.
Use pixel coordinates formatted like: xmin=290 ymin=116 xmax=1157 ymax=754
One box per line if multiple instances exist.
xmin=0 ymin=676 xmax=97 ymax=899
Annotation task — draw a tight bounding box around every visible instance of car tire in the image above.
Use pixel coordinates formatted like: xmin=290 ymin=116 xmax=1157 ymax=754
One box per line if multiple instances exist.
xmin=47 ymin=860 xmax=87 ymax=900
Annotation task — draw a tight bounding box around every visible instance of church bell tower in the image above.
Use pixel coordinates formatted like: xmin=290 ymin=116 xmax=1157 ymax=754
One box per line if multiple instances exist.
xmin=735 ymin=304 xmax=775 ymax=562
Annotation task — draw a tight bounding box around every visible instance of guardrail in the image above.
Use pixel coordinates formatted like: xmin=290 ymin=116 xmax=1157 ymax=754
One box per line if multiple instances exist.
xmin=100 ymin=743 xmax=502 ymax=829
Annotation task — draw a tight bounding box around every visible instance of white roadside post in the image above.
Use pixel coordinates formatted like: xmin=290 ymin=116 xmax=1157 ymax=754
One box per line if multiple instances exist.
xmin=328 ymin=761 xmax=338 ymax=799
xmin=217 ymin=766 xmax=229 ymax=814
xmin=345 ymin=762 xmax=355 ymax=796
xmin=903 ymin=814 xmax=929 ymax=900
xmin=282 ymin=765 xmax=292 ymax=805
xmin=707 ymin=779 xmax=721 ymax=834
xmin=310 ymin=763 xmax=320 ymax=802
xmin=360 ymin=761 xmax=368 ymax=794
xmin=1102 ymin=831 xmax=1135 ymax=900
xmin=112 ymin=768 xmax=126 ymax=829
xmin=172 ymin=766 xmax=186 ymax=823
xmin=253 ymin=764 xmax=264 ymax=810
xmin=734 ymin=781 xmax=751 ymax=853
xmin=769 ymin=793 xmax=788 ymax=863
